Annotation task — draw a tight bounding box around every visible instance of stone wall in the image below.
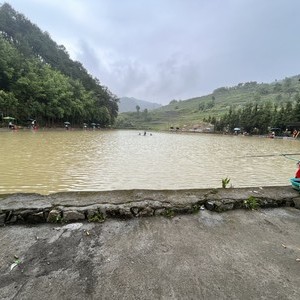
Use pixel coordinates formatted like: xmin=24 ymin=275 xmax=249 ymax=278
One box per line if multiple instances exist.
xmin=1 ymin=186 xmax=300 ymax=225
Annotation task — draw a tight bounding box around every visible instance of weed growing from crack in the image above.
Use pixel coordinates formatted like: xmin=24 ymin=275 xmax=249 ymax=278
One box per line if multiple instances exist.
xmin=192 ymin=204 xmax=200 ymax=213
xmin=88 ymin=212 xmax=106 ymax=223
xmin=244 ymin=196 xmax=260 ymax=210
xmin=55 ymin=214 xmax=65 ymax=224
xmin=163 ymin=208 xmax=175 ymax=218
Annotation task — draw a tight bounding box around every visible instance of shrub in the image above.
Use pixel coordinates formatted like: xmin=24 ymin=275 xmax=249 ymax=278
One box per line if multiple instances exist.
xmin=244 ymin=196 xmax=260 ymax=210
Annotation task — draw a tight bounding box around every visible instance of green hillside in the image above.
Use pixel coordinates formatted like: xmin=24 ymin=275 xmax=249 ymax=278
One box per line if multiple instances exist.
xmin=0 ymin=3 xmax=118 ymax=128
xmin=116 ymin=77 xmax=300 ymax=133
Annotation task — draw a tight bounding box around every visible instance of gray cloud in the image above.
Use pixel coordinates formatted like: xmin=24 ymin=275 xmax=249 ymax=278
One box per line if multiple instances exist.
xmin=6 ymin=0 xmax=300 ymax=104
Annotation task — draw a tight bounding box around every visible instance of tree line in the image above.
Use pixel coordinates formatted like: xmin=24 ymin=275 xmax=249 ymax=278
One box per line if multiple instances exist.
xmin=0 ymin=3 xmax=118 ymax=127
xmin=205 ymin=96 xmax=300 ymax=134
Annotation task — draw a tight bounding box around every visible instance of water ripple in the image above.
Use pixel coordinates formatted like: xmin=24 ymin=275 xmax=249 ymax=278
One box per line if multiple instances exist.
xmin=0 ymin=130 xmax=298 ymax=194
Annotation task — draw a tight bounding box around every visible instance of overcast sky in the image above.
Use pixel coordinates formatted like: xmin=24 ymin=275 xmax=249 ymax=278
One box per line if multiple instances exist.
xmin=3 ymin=0 xmax=300 ymax=104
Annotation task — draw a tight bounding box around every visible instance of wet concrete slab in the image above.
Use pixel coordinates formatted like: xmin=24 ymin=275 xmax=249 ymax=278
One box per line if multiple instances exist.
xmin=0 ymin=207 xmax=300 ymax=299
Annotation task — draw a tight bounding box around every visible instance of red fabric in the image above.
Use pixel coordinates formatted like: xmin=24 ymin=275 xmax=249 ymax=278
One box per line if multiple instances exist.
xmin=296 ymin=168 xmax=300 ymax=178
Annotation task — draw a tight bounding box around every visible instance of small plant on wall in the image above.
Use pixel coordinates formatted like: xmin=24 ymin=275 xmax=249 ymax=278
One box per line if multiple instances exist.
xmin=163 ymin=208 xmax=175 ymax=218
xmin=244 ymin=196 xmax=260 ymax=210
xmin=88 ymin=212 xmax=106 ymax=223
xmin=221 ymin=177 xmax=231 ymax=188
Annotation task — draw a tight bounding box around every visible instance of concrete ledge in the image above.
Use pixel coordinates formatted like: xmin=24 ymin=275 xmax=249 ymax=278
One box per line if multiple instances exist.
xmin=0 ymin=186 xmax=299 ymax=225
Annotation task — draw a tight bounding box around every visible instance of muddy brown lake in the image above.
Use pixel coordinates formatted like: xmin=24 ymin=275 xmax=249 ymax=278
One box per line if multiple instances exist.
xmin=0 ymin=129 xmax=298 ymax=194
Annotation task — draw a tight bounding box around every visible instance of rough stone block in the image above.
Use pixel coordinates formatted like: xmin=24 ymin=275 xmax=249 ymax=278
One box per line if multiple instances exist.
xmin=293 ymin=197 xmax=300 ymax=209
xmin=63 ymin=210 xmax=85 ymax=222
xmin=219 ymin=203 xmax=234 ymax=211
xmin=173 ymin=206 xmax=193 ymax=214
xmin=0 ymin=214 xmax=6 ymax=226
xmin=86 ymin=209 xmax=98 ymax=219
xmin=119 ymin=207 xmax=133 ymax=218
xmin=130 ymin=207 xmax=140 ymax=216
xmin=139 ymin=206 xmax=154 ymax=217
xmin=205 ymin=201 xmax=215 ymax=211
xmin=154 ymin=208 xmax=166 ymax=216
xmin=47 ymin=209 xmax=61 ymax=223
xmin=27 ymin=212 xmax=45 ymax=223
xmin=7 ymin=215 xmax=17 ymax=224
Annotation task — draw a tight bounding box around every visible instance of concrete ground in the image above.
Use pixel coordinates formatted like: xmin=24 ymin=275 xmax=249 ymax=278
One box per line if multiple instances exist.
xmin=0 ymin=207 xmax=300 ymax=300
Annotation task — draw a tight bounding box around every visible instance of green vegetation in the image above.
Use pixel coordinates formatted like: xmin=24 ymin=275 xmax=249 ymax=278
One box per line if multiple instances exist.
xmin=191 ymin=204 xmax=200 ymax=213
xmin=0 ymin=3 xmax=118 ymax=128
xmin=2 ymin=4 xmax=300 ymax=133
xmin=55 ymin=214 xmax=65 ymax=224
xmin=244 ymin=196 xmax=260 ymax=210
xmin=163 ymin=208 xmax=175 ymax=218
xmin=116 ymin=78 xmax=300 ymax=133
xmin=222 ymin=177 xmax=231 ymax=188
xmin=88 ymin=212 xmax=106 ymax=223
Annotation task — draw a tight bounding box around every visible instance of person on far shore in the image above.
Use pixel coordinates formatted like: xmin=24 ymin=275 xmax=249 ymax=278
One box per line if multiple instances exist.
xmin=293 ymin=129 xmax=298 ymax=138
xmin=31 ymin=120 xmax=37 ymax=129
xmin=8 ymin=121 xmax=15 ymax=129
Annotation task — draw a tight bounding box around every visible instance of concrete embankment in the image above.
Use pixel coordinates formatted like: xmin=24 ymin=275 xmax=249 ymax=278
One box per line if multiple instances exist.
xmin=1 ymin=186 xmax=300 ymax=299
xmin=0 ymin=186 xmax=299 ymax=225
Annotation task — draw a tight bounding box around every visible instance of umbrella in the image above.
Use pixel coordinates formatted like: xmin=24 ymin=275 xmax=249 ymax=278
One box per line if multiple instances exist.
xmin=91 ymin=123 xmax=96 ymax=126
xmin=271 ymin=128 xmax=280 ymax=131
xmin=3 ymin=116 xmax=15 ymax=120
xmin=233 ymin=128 xmax=241 ymax=131
xmin=64 ymin=121 xmax=71 ymax=125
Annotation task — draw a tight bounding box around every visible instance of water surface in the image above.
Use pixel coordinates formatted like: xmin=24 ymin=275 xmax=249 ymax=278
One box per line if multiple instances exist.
xmin=0 ymin=129 xmax=299 ymax=194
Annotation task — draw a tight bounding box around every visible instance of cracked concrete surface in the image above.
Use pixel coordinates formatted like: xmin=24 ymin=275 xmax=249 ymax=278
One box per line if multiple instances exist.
xmin=0 ymin=207 xmax=300 ymax=299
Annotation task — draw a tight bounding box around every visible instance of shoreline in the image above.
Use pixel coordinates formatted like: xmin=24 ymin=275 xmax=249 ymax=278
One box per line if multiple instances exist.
xmin=1 ymin=186 xmax=299 ymax=225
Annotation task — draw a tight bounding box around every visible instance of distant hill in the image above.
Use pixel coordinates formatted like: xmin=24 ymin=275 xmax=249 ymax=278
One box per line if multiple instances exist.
xmin=119 ymin=97 xmax=162 ymax=113
xmin=116 ymin=75 xmax=300 ymax=132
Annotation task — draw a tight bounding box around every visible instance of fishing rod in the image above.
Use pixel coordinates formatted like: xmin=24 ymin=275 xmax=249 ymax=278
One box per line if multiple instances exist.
xmin=242 ymin=153 xmax=300 ymax=161
xmin=183 ymin=152 xmax=300 ymax=165
xmin=281 ymin=153 xmax=300 ymax=162
xmin=243 ymin=153 xmax=300 ymax=157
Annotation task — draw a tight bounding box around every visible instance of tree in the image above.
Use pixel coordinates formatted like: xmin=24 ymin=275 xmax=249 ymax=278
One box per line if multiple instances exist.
xmin=0 ymin=90 xmax=18 ymax=116
xmin=0 ymin=3 xmax=119 ymax=127
xmin=273 ymin=82 xmax=282 ymax=92
xmin=293 ymin=94 xmax=300 ymax=121
xmin=169 ymin=99 xmax=178 ymax=105
xmin=142 ymin=108 xmax=151 ymax=121
xmin=198 ymin=103 xmax=205 ymax=111
xmin=136 ymin=105 xmax=140 ymax=115
xmin=97 ymin=107 xmax=111 ymax=126
xmin=206 ymin=100 xmax=215 ymax=109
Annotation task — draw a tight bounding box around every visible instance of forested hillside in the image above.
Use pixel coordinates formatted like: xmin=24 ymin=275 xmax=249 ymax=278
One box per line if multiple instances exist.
xmin=117 ymin=77 xmax=300 ymax=134
xmin=0 ymin=3 xmax=118 ymax=127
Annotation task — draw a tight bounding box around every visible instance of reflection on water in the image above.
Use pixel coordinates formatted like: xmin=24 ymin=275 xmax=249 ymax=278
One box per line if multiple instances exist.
xmin=0 ymin=129 xmax=299 ymax=194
